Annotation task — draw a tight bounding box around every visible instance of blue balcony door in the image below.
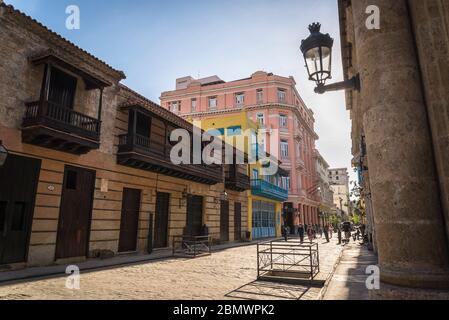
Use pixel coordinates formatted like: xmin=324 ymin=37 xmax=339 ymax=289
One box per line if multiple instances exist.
xmin=252 ymin=200 xmax=276 ymax=239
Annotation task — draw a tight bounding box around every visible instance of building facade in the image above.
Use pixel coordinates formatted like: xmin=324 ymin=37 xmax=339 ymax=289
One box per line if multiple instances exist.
xmin=328 ymin=168 xmax=350 ymax=217
xmin=0 ymin=4 xmax=248 ymax=268
xmin=338 ymin=0 xmax=449 ymax=298
xmin=160 ymin=71 xmax=321 ymax=233
xmin=185 ymin=111 xmax=289 ymax=239
xmin=315 ymin=150 xmax=336 ymax=222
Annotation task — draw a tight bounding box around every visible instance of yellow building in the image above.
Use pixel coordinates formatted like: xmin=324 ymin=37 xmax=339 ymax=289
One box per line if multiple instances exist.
xmin=188 ymin=111 xmax=289 ymax=240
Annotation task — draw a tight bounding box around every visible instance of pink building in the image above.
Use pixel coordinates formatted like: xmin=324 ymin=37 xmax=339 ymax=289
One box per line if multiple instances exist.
xmin=160 ymin=71 xmax=321 ymax=232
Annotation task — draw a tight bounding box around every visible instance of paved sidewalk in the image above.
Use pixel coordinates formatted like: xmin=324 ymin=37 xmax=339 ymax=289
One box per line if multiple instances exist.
xmin=322 ymin=241 xmax=378 ymax=300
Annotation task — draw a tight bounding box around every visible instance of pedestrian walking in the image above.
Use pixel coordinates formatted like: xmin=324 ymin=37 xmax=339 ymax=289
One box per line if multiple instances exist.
xmin=307 ymin=225 xmax=314 ymax=243
xmin=282 ymin=224 xmax=288 ymax=242
xmin=329 ymin=224 xmax=333 ymax=239
xmin=337 ymin=227 xmax=342 ymax=245
xmin=298 ymin=224 xmax=305 ymax=243
xmin=323 ymin=225 xmax=330 ymax=243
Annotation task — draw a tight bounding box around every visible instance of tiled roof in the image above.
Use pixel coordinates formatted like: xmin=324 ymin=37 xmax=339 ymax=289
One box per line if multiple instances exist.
xmin=119 ymin=84 xmax=196 ymax=132
xmin=0 ymin=3 xmax=126 ymax=80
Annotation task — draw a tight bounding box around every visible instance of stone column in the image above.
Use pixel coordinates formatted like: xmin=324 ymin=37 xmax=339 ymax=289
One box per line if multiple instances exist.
xmin=302 ymin=204 xmax=306 ymax=225
xmin=352 ymin=0 xmax=449 ymax=290
xmin=305 ymin=206 xmax=310 ymax=224
xmin=408 ymin=0 xmax=449 ymax=246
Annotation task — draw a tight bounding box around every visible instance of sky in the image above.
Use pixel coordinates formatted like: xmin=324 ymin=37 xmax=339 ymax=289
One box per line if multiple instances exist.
xmin=6 ymin=0 xmax=356 ymax=183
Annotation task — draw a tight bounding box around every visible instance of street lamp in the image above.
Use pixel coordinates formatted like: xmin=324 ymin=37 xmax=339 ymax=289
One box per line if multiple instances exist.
xmin=300 ymin=22 xmax=360 ymax=94
xmin=0 ymin=140 xmax=8 ymax=168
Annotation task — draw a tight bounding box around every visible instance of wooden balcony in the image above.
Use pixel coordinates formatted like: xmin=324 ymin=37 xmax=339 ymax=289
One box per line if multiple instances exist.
xmin=117 ymin=133 xmax=223 ymax=185
xmin=225 ymin=166 xmax=251 ymax=192
xmin=22 ymin=100 xmax=100 ymax=155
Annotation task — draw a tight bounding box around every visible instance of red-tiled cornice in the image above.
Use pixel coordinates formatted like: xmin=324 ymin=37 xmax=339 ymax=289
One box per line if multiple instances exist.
xmin=119 ymin=84 xmax=196 ymax=132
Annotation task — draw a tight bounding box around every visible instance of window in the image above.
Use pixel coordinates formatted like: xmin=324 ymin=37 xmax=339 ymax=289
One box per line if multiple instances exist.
xmin=136 ymin=112 xmax=151 ymax=137
xmin=256 ymin=113 xmax=265 ymax=127
xmin=278 ymin=89 xmax=286 ymax=103
xmin=251 ymin=132 xmax=258 ymax=159
xmin=280 ymin=140 xmax=289 ymax=158
xmin=227 ymin=126 xmax=242 ymax=136
xmin=259 ymin=137 xmax=266 ymax=152
xmin=170 ymin=101 xmax=179 ymax=113
xmin=48 ymin=67 xmax=77 ymax=109
xmin=256 ymin=89 xmax=263 ymax=103
xmin=208 ymin=97 xmax=217 ymax=110
xmin=280 ymin=114 xmax=288 ymax=128
xmin=280 ymin=176 xmax=290 ymax=190
xmin=191 ymin=98 xmax=197 ymax=112
xmin=235 ymin=93 xmax=245 ymax=106
xmin=206 ymin=128 xmax=224 ymax=136
xmin=252 ymin=169 xmax=259 ymax=180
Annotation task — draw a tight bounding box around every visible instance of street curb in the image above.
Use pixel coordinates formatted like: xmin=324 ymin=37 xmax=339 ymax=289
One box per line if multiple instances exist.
xmin=316 ymin=244 xmax=345 ymax=300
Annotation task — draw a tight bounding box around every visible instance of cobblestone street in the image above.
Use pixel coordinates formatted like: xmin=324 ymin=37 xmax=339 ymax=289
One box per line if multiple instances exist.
xmin=0 ymin=237 xmax=342 ymax=300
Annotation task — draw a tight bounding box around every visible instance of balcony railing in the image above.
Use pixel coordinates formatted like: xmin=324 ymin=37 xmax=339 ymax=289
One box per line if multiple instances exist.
xmin=251 ymin=179 xmax=289 ymax=202
xmin=21 ymin=100 xmax=101 ymax=154
xmin=24 ymin=100 xmax=100 ymax=140
xmin=118 ymin=133 xmax=152 ymax=151
xmin=225 ymin=167 xmax=251 ymax=191
xmin=117 ymin=132 xmax=223 ymax=185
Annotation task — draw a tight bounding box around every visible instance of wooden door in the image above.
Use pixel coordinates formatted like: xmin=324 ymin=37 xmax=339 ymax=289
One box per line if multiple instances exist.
xmin=0 ymin=155 xmax=41 ymax=265
xmin=154 ymin=192 xmax=170 ymax=248
xmin=56 ymin=166 xmax=95 ymax=260
xmin=118 ymin=188 xmax=141 ymax=252
xmin=220 ymin=200 xmax=229 ymax=242
xmin=185 ymin=195 xmax=203 ymax=237
xmin=234 ymin=202 xmax=242 ymax=241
